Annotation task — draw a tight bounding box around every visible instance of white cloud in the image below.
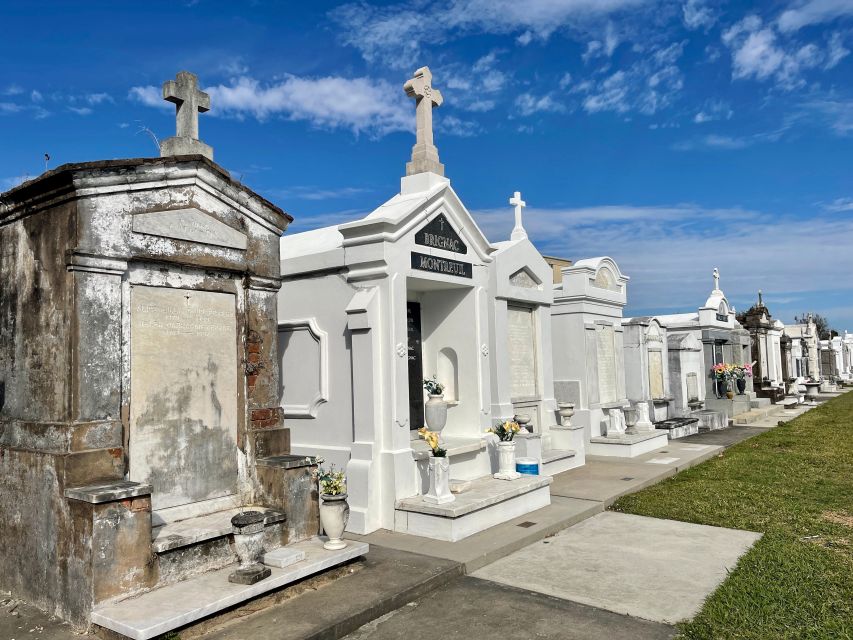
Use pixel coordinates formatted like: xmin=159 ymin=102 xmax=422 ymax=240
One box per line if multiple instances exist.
xmin=86 ymin=92 xmax=113 ymax=105
xmin=440 ymin=51 xmax=507 ymax=112
xmin=778 ymin=0 xmax=853 ymax=32
xmin=438 ymin=114 xmax=480 ymax=137
xmin=132 ymin=75 xmax=412 ymax=137
xmin=682 ymin=0 xmax=716 ymax=30
xmin=799 ymin=98 xmax=853 ymax=135
xmin=3 ymin=84 xmax=23 ymax=96
xmin=826 ymin=32 xmax=850 ymax=68
xmin=266 ymin=185 xmax=371 ymax=201
xmin=515 ymin=92 xmax=565 ymax=116
xmin=722 ymin=15 xmax=846 ymax=89
xmin=559 ymin=72 xmax=573 ymax=89
xmin=331 ymin=0 xmax=653 ymax=67
xmin=128 ymin=85 xmax=171 ymax=110
xmin=69 ymin=106 xmax=93 ymax=116
xmin=824 ymin=197 xmax=853 ymax=212
xmin=694 ymin=100 xmax=734 ymax=123
xmin=580 ymin=41 xmax=685 ymax=115
xmin=30 ymin=90 xmax=43 ymax=103
xmin=469 ymin=202 xmax=853 ymax=318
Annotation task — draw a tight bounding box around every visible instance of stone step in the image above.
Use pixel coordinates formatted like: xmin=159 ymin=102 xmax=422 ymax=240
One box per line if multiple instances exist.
xmin=750 ymin=397 xmax=772 ymax=409
xmin=91 ymin=538 xmax=369 ymax=640
xmin=542 ymin=448 xmax=576 ymax=465
xmin=410 ymin=437 xmax=486 ymax=460
xmin=588 ymin=430 xmax=669 ymax=458
xmin=394 ymin=474 xmax=552 ymax=542
xmin=152 ymin=506 xmax=287 ymax=590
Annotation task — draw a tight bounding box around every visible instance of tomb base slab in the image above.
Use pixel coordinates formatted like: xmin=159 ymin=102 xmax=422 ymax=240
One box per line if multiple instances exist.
xmin=588 ymin=430 xmax=669 ymax=458
xmin=653 ymin=418 xmax=700 ymax=440
xmin=91 ymin=538 xmax=369 ymax=640
xmin=394 ymin=474 xmax=552 ymax=542
xmin=691 ymin=410 xmax=728 ymax=431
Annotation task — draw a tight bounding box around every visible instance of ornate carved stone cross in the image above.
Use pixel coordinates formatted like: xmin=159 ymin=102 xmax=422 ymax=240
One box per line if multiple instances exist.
xmin=404 ymin=66 xmax=444 ymax=176
xmin=713 ymin=267 xmax=720 ymax=291
xmin=160 ymin=71 xmax=214 ymax=160
xmin=510 ymin=191 xmax=527 ymax=240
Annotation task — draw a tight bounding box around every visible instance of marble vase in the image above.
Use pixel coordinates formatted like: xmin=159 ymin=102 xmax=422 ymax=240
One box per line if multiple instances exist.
xmin=229 ymin=511 xmax=271 ymax=585
xmin=425 ymin=394 xmax=448 ymax=433
xmin=319 ymin=493 xmax=350 ymax=550
xmin=424 ymin=456 xmax=454 ymax=504
xmin=494 ymin=441 xmax=521 ymax=480
xmin=557 ymin=402 xmax=575 ymax=427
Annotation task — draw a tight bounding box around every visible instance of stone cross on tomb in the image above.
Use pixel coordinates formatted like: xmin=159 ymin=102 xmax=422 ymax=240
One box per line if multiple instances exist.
xmin=713 ymin=267 xmax=720 ymax=291
xmin=510 ymin=191 xmax=527 ymax=241
xmin=404 ymin=66 xmax=444 ymax=177
xmin=758 ymin=290 xmax=763 ymax=306
xmin=159 ymin=71 xmax=214 ymax=161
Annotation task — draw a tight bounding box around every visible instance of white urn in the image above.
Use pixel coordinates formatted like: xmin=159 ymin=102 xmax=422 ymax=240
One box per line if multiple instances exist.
xmin=424 ymin=393 xmax=448 ymax=432
xmin=319 ymin=493 xmax=350 ymax=550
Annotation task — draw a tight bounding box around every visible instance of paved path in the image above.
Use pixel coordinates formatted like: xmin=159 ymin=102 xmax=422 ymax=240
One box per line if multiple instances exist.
xmin=341 ymin=576 xmax=676 ymax=640
xmin=472 ymin=511 xmax=762 ymax=624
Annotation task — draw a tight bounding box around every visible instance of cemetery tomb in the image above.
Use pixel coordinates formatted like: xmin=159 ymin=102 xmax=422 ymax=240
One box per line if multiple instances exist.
xmin=654 ymin=269 xmax=753 ymax=424
xmin=740 ymin=293 xmax=786 ymax=404
xmin=0 ymin=71 xmax=365 ymax=638
xmin=276 ymin=67 xmax=562 ymax=541
xmin=551 ymin=258 xmax=668 ymax=458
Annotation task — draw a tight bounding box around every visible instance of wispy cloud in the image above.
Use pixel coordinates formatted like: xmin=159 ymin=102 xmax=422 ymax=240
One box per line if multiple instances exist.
xmin=330 ymin=0 xmax=654 ymax=68
xmin=515 ymin=92 xmax=565 ymax=116
xmin=824 ymin=197 xmax=853 ymax=212
xmin=693 ymin=100 xmax=734 ymax=123
xmin=131 ymin=75 xmax=412 ymax=137
xmin=777 ymin=0 xmax=853 ymax=32
xmin=682 ymin=0 xmax=717 ymax=30
xmin=722 ymin=14 xmax=848 ymax=90
xmin=469 ymin=202 xmax=853 ymax=319
xmin=266 ymin=185 xmax=371 ymax=201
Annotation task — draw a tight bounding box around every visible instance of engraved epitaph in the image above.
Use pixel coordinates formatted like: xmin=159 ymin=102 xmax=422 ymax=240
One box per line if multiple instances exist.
xmin=596 ymin=325 xmax=618 ymax=404
xmin=133 ymin=208 xmax=248 ymax=250
xmin=648 ymin=350 xmax=665 ymax=399
xmin=129 ymin=286 xmax=238 ymax=511
xmin=507 ymin=306 xmax=538 ymax=398
xmin=415 ymin=213 xmax=467 ymax=254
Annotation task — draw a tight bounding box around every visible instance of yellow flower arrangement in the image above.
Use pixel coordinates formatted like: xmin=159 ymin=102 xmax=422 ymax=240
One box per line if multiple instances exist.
xmin=418 ymin=427 xmax=447 ymax=457
xmin=486 ymin=420 xmax=521 ymax=442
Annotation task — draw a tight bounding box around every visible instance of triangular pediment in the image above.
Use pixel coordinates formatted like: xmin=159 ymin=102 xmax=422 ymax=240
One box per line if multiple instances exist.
xmin=414 ymin=213 xmax=467 ymax=254
xmin=509 ymin=267 xmax=542 ymax=289
xmin=133 ymin=208 xmax=247 ymax=250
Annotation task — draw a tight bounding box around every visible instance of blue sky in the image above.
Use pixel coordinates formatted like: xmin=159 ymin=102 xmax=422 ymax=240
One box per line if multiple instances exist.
xmin=2 ymin=0 xmax=852 ymax=328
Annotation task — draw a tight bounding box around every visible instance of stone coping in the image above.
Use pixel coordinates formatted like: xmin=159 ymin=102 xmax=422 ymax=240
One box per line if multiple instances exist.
xmin=551 ymin=423 xmax=584 ymax=431
xmin=395 ymin=474 xmax=552 ymax=518
xmin=590 ymin=430 xmax=670 ymax=445
xmin=410 ymin=437 xmax=487 ymax=461
xmin=256 ymin=454 xmax=319 ymax=470
xmin=64 ymin=480 xmax=152 ymax=504
xmin=91 ymin=538 xmax=369 ymax=640
xmin=152 ymin=507 xmax=286 ymax=553
xmin=542 ymin=449 xmax=576 ymax=464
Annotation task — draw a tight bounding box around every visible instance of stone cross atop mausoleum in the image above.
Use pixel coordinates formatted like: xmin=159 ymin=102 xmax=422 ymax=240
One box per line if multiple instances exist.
xmin=404 ymin=66 xmax=444 ymax=177
xmin=713 ymin=267 xmax=720 ymax=291
xmin=160 ymin=71 xmax=214 ymax=161
xmin=510 ymin=191 xmax=527 ymax=241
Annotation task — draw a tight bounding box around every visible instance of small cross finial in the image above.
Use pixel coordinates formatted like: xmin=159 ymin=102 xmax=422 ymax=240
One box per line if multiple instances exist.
xmin=758 ymin=290 xmax=763 ymax=305
xmin=404 ymin=66 xmax=444 ymax=177
xmin=509 ymin=191 xmax=527 ymax=241
xmin=713 ymin=267 xmax=720 ymax=291
xmin=159 ymin=70 xmax=214 ymax=161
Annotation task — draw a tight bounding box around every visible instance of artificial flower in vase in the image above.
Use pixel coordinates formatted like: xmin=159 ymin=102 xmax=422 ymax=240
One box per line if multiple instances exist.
xmin=418 ymin=427 xmax=454 ymax=504
xmin=317 ymin=466 xmax=349 ymax=550
xmin=487 ymin=420 xmax=521 ymax=480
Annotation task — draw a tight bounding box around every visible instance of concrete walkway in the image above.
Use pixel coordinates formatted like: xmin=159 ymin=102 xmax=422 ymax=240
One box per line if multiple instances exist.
xmin=472 ymin=511 xmax=762 ymax=624
xmin=341 ymin=576 xmax=677 ymax=640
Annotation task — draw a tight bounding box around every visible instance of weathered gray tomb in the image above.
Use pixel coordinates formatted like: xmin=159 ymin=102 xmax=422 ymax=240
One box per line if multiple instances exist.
xmin=0 ymin=71 xmax=354 ymax=635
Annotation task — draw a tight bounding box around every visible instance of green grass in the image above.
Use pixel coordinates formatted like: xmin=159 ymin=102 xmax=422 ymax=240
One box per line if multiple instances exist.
xmin=611 ymin=394 xmax=853 ymax=640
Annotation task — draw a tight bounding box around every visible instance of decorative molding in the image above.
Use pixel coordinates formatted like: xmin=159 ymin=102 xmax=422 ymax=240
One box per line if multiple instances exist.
xmin=278 ymin=318 xmax=328 ymax=418
xmin=481 ymin=344 xmax=489 ymax=357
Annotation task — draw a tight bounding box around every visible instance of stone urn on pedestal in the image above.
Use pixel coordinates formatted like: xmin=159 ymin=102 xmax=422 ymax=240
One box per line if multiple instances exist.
xmin=424 ymin=394 xmax=448 ymax=432
xmin=557 ymin=402 xmax=575 ymax=427
xmin=490 ymin=420 xmax=522 ymax=480
xmin=623 ymin=406 xmax=639 ymax=435
xmin=319 ymin=494 xmax=350 ymax=550
xmin=425 ymin=456 xmax=455 ymax=504
xmin=423 ymin=376 xmax=448 ymax=433
xmin=513 ymin=413 xmax=532 ymax=433
xmin=229 ymin=511 xmax=271 ymax=585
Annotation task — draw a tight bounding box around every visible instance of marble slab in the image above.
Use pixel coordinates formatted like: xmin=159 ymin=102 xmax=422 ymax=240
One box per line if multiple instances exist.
xmin=91 ymin=538 xmax=369 ymax=640
xmin=152 ymin=507 xmax=285 ymax=553
xmin=65 ymin=480 xmax=152 ymax=504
